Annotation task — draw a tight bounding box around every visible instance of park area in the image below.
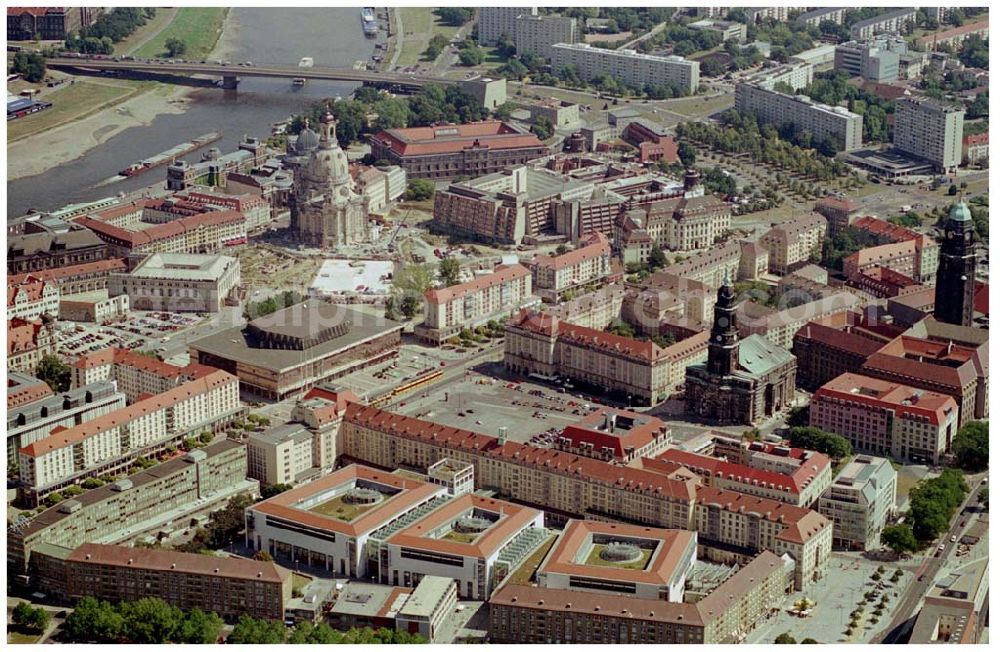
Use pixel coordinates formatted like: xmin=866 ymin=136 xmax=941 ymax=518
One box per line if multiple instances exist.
xmin=396 ymin=8 xmax=462 ymax=66
xmin=308 ymin=494 xmax=381 ymax=522
xmin=584 ymin=544 xmax=654 ymax=570
xmin=132 ymin=7 xmax=228 ymax=60
xmin=7 ymin=79 xmax=144 ymax=141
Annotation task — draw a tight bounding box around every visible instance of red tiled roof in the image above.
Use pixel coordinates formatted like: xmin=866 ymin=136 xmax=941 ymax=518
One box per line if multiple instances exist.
xmin=388 ymin=493 xmax=541 ymax=558
xmin=8 ymin=318 xmax=47 ymax=355
xmin=963 ymin=132 xmax=988 ymax=147
xmin=815 ymin=197 xmax=861 ymax=213
xmin=974 ymin=281 xmax=988 ymax=315
xmin=250 ymin=464 xmax=443 ymax=537
xmin=530 ymin=232 xmax=610 ymax=271
xmin=371 ymin=121 xmax=545 ymax=157
xmin=916 ymin=19 xmax=989 ymax=46
xmin=489 ymin=441 xmax=697 ymax=500
xmin=7 ymin=379 xmax=53 ymax=410
xmin=558 ymin=408 xmax=667 ymax=459
xmin=659 ymin=449 xmax=811 ymax=495
xmin=7 ymin=276 xmax=53 ymax=308
xmin=814 ymin=372 xmax=958 ymax=426
xmin=851 ymin=216 xmax=922 ymax=244
xmin=424 ymin=264 xmax=530 ymax=304
xmin=694 ymin=486 xmax=828 ymax=545
xmin=8 ymin=259 xmax=128 ymax=287
xmin=345 ymin=402 xmax=498 ymax=453
xmin=559 ymin=322 xmax=665 ymax=363
xmin=68 ymin=543 xmax=290 ymax=584
xmin=77 ymin=210 xmax=244 ymax=248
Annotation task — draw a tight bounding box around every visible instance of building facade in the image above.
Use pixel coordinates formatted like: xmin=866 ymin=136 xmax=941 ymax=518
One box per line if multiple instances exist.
xmin=109 ymin=253 xmax=240 ymax=313
xmin=817 ymin=455 xmax=897 ymax=550
xmin=893 ymin=96 xmax=965 ymax=174
xmin=515 ymin=14 xmax=579 ymax=60
xmin=811 ymin=373 xmax=959 ymax=464
xmin=552 ymin=43 xmax=700 ymax=95
xmin=735 ymin=83 xmax=864 ymax=151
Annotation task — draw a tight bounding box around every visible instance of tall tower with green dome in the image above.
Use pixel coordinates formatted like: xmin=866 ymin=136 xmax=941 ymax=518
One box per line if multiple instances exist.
xmin=934 ymin=200 xmax=977 ymax=326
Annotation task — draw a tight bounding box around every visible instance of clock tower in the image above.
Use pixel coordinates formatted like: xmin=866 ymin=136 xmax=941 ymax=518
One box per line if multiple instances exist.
xmin=707 ymin=272 xmax=740 ymax=377
xmin=934 ymin=201 xmax=977 ymax=327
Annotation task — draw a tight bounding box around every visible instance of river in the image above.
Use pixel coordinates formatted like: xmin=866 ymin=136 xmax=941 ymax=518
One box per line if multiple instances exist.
xmin=7 ymin=7 xmax=380 ymax=216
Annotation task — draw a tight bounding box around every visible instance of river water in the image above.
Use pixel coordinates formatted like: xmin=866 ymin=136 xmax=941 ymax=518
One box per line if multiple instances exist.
xmin=7 ymin=7 xmax=379 ymax=216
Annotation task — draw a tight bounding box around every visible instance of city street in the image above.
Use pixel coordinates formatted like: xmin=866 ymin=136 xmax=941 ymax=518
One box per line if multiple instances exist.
xmin=874 ymin=473 xmax=989 ymax=643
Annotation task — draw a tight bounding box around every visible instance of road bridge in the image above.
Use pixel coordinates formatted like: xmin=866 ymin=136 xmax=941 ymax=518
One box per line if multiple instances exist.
xmin=44 ymin=57 xmax=457 ymax=93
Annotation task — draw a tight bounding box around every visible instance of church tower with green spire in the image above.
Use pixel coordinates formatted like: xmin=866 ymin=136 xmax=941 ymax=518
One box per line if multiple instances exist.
xmin=934 ymin=200 xmax=977 ymax=327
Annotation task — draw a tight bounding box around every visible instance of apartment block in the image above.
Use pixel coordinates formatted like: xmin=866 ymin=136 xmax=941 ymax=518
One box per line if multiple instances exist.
xmin=515 ymin=14 xmax=579 ymax=60
xmin=432 ymin=165 xmax=593 ymax=245
xmin=689 ymin=19 xmax=746 ymax=43
xmin=735 ymin=83 xmax=864 ymax=151
xmin=849 ymin=216 xmax=939 ymax=283
xmin=741 ymin=61 xmax=815 ymax=91
xmin=818 ymin=455 xmax=897 ymax=551
xmin=811 ymin=373 xmax=959 ymax=464
xmin=416 ymin=264 xmax=535 ymax=344
xmin=39 ymin=543 xmax=291 ymax=621
xmin=478 ymin=7 xmax=536 ymax=46
xmin=18 ymin=370 xmax=242 ymax=506
xmin=795 ymin=7 xmax=846 ymax=28
xmin=850 ymin=8 xmax=917 ymax=40
xmin=8 ymin=441 xmax=255 ymax=577
xmin=6 ymin=259 xmax=127 ymax=297
xmin=914 ymin=18 xmax=989 ymax=51
xmin=527 ymin=231 xmax=611 ymax=302
xmin=758 ymin=212 xmax=828 ymax=275
xmin=71 ymin=346 xmax=220 ymax=403
xmin=7 ymin=380 xmax=125 ymax=468
xmin=552 ymin=43 xmax=700 ymax=95
xmin=893 ymin=96 xmax=965 ymax=174
xmin=655 ymin=445 xmax=832 ymax=508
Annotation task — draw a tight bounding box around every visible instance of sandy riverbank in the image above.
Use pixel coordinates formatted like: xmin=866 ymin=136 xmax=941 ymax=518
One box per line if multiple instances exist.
xmin=7 ymin=85 xmax=191 ymax=181
xmin=7 ymin=10 xmax=236 ymax=182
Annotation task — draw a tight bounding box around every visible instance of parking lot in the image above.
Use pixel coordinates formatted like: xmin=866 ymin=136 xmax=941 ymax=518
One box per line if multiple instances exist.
xmin=395 ymin=374 xmax=598 ymax=444
xmin=56 ymin=311 xmax=205 ymax=357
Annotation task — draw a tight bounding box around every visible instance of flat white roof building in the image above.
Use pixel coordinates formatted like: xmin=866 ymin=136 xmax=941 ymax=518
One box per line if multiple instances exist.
xmin=109 ymin=252 xmax=240 ymax=313
xmin=552 ymin=43 xmax=700 ymax=95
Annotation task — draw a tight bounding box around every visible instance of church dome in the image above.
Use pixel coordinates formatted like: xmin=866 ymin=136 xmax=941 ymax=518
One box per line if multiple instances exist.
xmin=296 ymin=126 xmax=320 ymax=154
xmin=949 ymin=201 xmax=971 ymax=222
xmin=304 ymin=145 xmax=350 ymax=186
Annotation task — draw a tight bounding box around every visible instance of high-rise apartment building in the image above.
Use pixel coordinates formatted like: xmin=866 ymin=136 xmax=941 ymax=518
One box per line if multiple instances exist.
xmin=893 ymin=96 xmax=965 ymax=174
xmin=515 ymin=14 xmax=579 ymax=60
xmin=478 ymin=7 xmax=536 ymax=46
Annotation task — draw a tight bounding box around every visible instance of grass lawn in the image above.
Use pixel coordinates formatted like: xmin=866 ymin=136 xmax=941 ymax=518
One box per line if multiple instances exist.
xmin=441 ymin=530 xmax=478 ymax=544
xmin=133 ymin=7 xmax=228 ymax=60
xmin=664 ymin=93 xmax=735 ymax=118
xmin=395 ymin=8 xmax=461 ymax=66
xmin=7 ymin=80 xmax=142 ymax=141
xmin=506 ymin=534 xmax=557 ymax=586
xmin=8 ymin=631 xmax=41 ymax=645
xmin=114 ymin=8 xmax=178 ymax=55
xmin=292 ymin=572 xmax=312 ymax=594
xmin=308 ymin=494 xmax=378 ymax=521
xmin=896 ymin=471 xmax=924 ymax=499
xmin=584 ymin=544 xmax=653 ymax=570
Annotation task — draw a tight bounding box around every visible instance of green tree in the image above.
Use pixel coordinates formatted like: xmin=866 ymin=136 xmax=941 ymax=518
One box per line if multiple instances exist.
xmin=36 ymin=354 xmax=72 ymax=392
xmin=253 ymin=550 xmax=274 ymax=562
xmin=439 ymin=257 xmax=461 ymax=287
xmin=164 ymin=37 xmax=187 ymax=57
xmin=227 ymin=615 xmax=287 ymax=644
xmin=64 ymin=597 xmax=124 ymax=643
xmin=261 ymin=483 xmax=293 ymax=499
xmin=11 ymin=51 xmax=46 ymax=83
xmin=948 ymin=184 xmax=959 ymax=196
xmin=801 ymin=638 xmax=819 ymax=644
xmin=881 ymin=524 xmax=919 ymax=555
xmin=648 ymin=245 xmax=667 ymax=270
xmin=531 ymin=116 xmax=555 ymax=141
xmin=434 ymin=7 xmax=474 ymax=26
xmin=12 ymin=602 xmax=49 ymax=633
xmin=423 ymin=33 xmax=450 ymax=60
xmin=951 ymin=421 xmax=988 ymax=471
xmin=405 ymin=178 xmax=435 ymax=201
xmin=119 ymin=597 xmax=183 ymax=643
xmin=775 ymin=633 xmax=797 ymax=644
xmin=175 ymin=608 xmax=222 ymax=644
xmin=788 ymin=426 xmax=852 ymax=460
xmin=677 ymin=141 xmax=697 ymax=167
xmin=400 ymin=294 xmax=421 ymax=319
xmin=978 ymin=485 xmax=988 ymax=508
xmin=458 ymin=44 xmax=486 ymax=66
